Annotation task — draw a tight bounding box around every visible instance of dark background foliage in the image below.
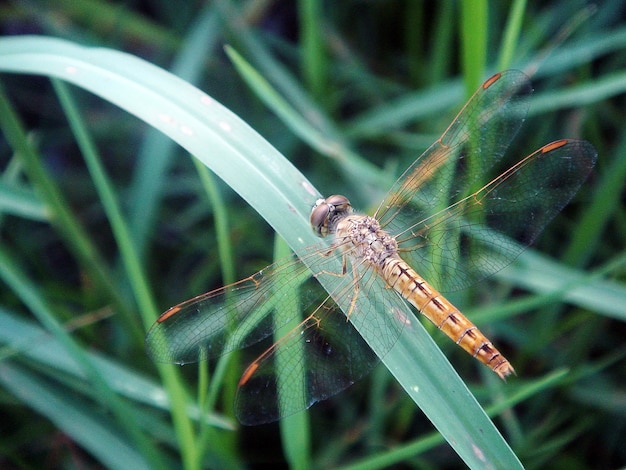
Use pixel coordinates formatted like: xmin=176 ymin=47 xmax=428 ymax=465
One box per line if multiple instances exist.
xmin=0 ymin=1 xmax=624 ymax=468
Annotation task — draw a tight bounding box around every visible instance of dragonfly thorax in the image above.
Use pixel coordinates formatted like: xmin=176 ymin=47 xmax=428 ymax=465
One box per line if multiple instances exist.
xmin=311 ymin=195 xmax=399 ymax=266
xmin=334 ymin=214 xmax=399 ymax=267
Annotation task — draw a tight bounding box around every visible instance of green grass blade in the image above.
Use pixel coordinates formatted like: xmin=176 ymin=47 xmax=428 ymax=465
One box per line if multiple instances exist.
xmin=298 ymin=0 xmax=328 ymax=102
xmin=0 ymin=246 xmax=164 ymax=469
xmin=51 ymin=78 xmax=202 ymax=468
xmin=0 ymin=81 xmax=137 ymax=332
xmin=224 ymin=45 xmax=384 ymax=192
xmin=127 ymin=6 xmax=221 ymax=259
xmin=0 ymin=363 xmax=151 ymax=470
xmin=273 ymin=236 xmax=312 ymax=470
xmin=496 ymin=249 xmax=626 ymax=322
xmin=562 ymin=133 xmax=626 ymax=266
xmin=460 ymin=0 xmax=488 ymax=94
xmin=0 ymin=180 xmax=48 ymax=221
xmin=529 ymin=70 xmax=626 ymax=115
xmin=498 ymin=0 xmax=527 ymax=70
xmin=0 ymin=307 xmax=233 ymax=430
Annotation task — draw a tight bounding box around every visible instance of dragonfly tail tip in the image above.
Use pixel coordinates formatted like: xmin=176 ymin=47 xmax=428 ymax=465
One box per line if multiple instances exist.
xmin=494 ymin=361 xmax=516 ymax=381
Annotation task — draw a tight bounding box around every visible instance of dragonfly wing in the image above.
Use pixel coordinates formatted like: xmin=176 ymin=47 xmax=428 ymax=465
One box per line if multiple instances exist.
xmin=235 ymin=256 xmax=407 ymax=425
xmin=145 ymin=253 xmax=318 ymax=364
xmin=397 ymin=139 xmax=597 ymax=292
xmin=376 ymin=70 xmax=532 ymax=237
xmin=374 ymin=70 xmax=597 ymax=291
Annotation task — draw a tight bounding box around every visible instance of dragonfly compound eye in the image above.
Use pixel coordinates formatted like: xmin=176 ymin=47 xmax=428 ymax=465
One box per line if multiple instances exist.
xmin=310 ymin=195 xmax=352 ymax=237
xmin=310 ymin=199 xmax=331 ymax=236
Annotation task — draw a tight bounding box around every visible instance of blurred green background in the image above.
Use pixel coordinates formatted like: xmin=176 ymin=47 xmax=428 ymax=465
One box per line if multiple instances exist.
xmin=0 ymin=1 xmax=624 ymax=469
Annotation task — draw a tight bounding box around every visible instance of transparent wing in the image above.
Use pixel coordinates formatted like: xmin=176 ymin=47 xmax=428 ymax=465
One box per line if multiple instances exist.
xmin=146 ymin=253 xmax=313 ymax=365
xmin=235 ymin=262 xmax=406 ymax=425
xmin=146 ymin=244 xmax=406 ymax=425
xmin=377 ymin=70 xmax=532 ymax=232
xmin=376 ymin=71 xmax=597 ymax=291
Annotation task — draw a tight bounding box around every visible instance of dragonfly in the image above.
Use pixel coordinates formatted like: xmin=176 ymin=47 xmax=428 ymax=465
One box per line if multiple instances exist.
xmin=146 ymin=70 xmax=597 ymax=425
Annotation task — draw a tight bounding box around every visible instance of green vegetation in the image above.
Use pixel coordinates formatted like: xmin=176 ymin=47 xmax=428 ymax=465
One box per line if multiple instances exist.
xmin=0 ymin=1 xmax=624 ymax=468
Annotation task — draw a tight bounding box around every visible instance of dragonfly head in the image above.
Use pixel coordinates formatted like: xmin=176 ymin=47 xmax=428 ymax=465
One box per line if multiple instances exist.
xmin=310 ymin=194 xmax=353 ymax=237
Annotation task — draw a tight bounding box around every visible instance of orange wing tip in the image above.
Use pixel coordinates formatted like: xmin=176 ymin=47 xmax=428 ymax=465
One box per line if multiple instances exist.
xmin=541 ymin=139 xmax=568 ymax=153
xmin=238 ymin=362 xmax=259 ymax=387
xmin=156 ymin=305 xmax=181 ymax=323
xmin=483 ymin=72 xmax=502 ymax=89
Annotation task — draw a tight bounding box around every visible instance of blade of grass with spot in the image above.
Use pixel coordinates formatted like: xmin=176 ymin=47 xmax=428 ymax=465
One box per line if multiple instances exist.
xmin=344 ymin=370 xmax=569 ymax=469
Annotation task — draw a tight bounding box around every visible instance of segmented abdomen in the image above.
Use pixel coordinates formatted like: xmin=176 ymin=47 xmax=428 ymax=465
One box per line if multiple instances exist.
xmin=381 ymin=256 xmax=515 ymax=379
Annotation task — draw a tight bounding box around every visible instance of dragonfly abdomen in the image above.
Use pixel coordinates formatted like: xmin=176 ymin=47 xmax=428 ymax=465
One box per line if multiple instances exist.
xmin=381 ymin=256 xmax=515 ymax=379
